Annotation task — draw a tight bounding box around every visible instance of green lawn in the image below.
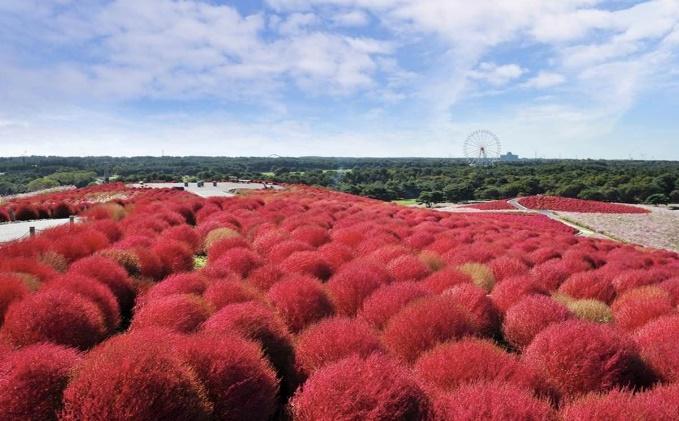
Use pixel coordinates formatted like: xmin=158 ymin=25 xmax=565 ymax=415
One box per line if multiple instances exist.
xmin=392 ymin=198 xmax=418 ymax=206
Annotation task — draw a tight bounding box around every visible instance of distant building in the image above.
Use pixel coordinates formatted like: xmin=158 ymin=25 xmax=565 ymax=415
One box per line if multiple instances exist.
xmin=500 ymin=152 xmax=519 ymax=161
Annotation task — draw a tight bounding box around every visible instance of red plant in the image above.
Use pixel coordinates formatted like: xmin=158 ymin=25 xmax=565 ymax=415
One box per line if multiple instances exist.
xmin=143 ymin=272 xmax=210 ymax=303
xmin=295 ymin=317 xmax=384 ymax=377
xmin=443 ymin=284 xmax=500 ymax=337
xmin=205 ymin=247 xmax=263 ymax=278
xmin=14 ymin=205 xmax=39 ymax=221
xmin=421 ymin=267 xmax=472 ymax=294
xmin=176 ymin=333 xmax=279 ymax=421
xmin=461 ymin=199 xmax=514 ymax=210
xmin=0 ymin=257 xmax=58 ymax=283
xmin=289 ymin=354 xmax=431 ymax=421
xmin=0 ymin=273 xmax=30 ymax=326
xmin=612 ymin=287 xmax=675 ymax=332
xmin=0 ymin=343 xmax=82 ymax=421
xmin=358 ymin=282 xmax=430 ymax=330
xmin=326 ymin=262 xmax=390 ymax=316
xmin=382 ymin=295 xmax=477 ymax=363
xmin=503 ymin=295 xmax=572 ymax=350
xmin=203 ymin=278 xmax=259 ymax=310
xmin=560 ymin=389 xmax=662 ymax=420
xmin=43 ymin=274 xmax=121 ymax=332
xmin=247 ymin=264 xmax=285 ymax=291
xmin=205 ymin=236 xmax=251 ymax=260
xmin=523 ymin=320 xmax=651 ymax=398
xmin=280 ymin=251 xmax=333 ymax=281
xmin=489 ymin=274 xmax=548 ymax=313
xmin=317 ymin=242 xmax=354 ymax=271
xmin=386 ymin=254 xmax=432 ymax=282
xmin=290 ymin=225 xmax=330 ymax=247
xmin=0 ymin=208 xmax=10 ymax=222
xmin=268 ymin=240 xmax=314 ymax=263
xmin=267 ymin=274 xmax=334 ymax=333
xmin=131 ymin=294 xmax=212 ymax=333
xmin=530 ymin=260 xmax=571 ymax=291
xmin=558 ymin=270 xmax=616 ymax=303
xmin=201 ymin=301 xmax=296 ymax=397
xmin=415 ymin=338 xmax=549 ymax=396
xmin=1 ymin=289 xmax=106 ymax=350
xmin=634 ymin=315 xmax=679 ymax=383
xmin=153 ymin=239 xmax=195 ymax=274
xmin=68 ymin=255 xmax=136 ymax=316
xmin=518 ymin=195 xmax=648 ymax=214
xmin=161 ymin=225 xmax=201 ymax=252
xmin=612 ymin=269 xmax=672 ymax=294
xmin=432 ymin=382 xmax=555 ymax=421
xmin=658 ymin=277 xmax=679 ymax=305
xmin=60 ymin=329 xmax=212 ymax=420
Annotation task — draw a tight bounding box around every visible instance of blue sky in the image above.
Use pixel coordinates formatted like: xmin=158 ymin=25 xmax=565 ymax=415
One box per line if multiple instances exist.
xmin=0 ymin=0 xmax=677 ymax=159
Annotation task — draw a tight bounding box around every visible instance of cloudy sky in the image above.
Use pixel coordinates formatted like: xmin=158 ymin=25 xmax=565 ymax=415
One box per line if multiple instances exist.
xmin=0 ymin=0 xmax=678 ymax=158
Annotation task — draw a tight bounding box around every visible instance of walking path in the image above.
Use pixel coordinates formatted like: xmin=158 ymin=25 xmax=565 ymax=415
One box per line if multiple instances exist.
xmin=0 ymin=218 xmax=77 ymax=243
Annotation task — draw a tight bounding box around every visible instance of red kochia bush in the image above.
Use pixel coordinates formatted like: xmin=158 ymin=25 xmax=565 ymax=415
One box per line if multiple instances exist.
xmin=206 ymin=247 xmax=263 ymax=278
xmin=60 ymin=329 xmax=212 ymax=421
xmin=176 ymin=334 xmax=279 ymax=421
xmin=0 ymin=343 xmax=81 ymax=421
xmin=161 ymin=225 xmax=201 ymax=252
xmin=295 ymin=317 xmax=384 ymax=377
xmin=1 ymin=289 xmax=106 ymax=350
xmin=0 ymin=273 xmax=30 ymax=325
xmin=43 ymin=274 xmax=121 ymax=332
xmin=559 ymin=389 xmax=662 ymax=421
xmin=432 ymin=382 xmax=555 ymax=421
xmin=280 ymin=251 xmax=333 ymax=281
xmin=153 ymin=239 xmax=195 ymax=274
xmin=201 ymin=301 xmax=296 ymax=395
xmin=490 ymin=275 xmax=547 ymax=313
xmin=290 ymin=225 xmax=330 ymax=247
xmin=358 ymin=282 xmax=430 ymax=330
xmin=421 ymin=267 xmax=472 ymax=294
xmin=383 ymin=295 xmax=477 ymax=363
xmin=523 ymin=320 xmax=650 ymax=397
xmin=503 ymin=295 xmax=572 ymax=350
xmin=612 ymin=269 xmax=672 ymax=294
xmin=290 ymin=354 xmax=431 ymax=421
xmin=634 ymin=315 xmax=679 ymax=382
xmin=131 ymin=294 xmax=212 ymax=333
xmin=558 ymin=270 xmax=616 ymax=304
xmin=612 ymin=287 xmax=675 ymax=332
xmin=443 ymin=284 xmax=499 ymax=337
xmin=14 ymin=205 xmax=39 ymax=221
xmin=415 ymin=339 xmax=548 ymax=396
xmin=68 ymin=255 xmax=136 ymax=315
xmin=326 ymin=262 xmax=390 ymax=316
xmin=267 ymin=275 xmax=334 ymax=333
xmin=143 ymin=272 xmax=210 ymax=303
xmin=317 ymin=242 xmax=354 ymax=271
xmin=203 ymin=278 xmax=259 ymax=310
xmin=268 ymin=240 xmax=314 ymax=264
xmin=247 ymin=264 xmax=285 ymax=292
xmin=386 ymin=254 xmax=431 ymax=282
xmin=489 ymin=256 xmax=530 ymax=281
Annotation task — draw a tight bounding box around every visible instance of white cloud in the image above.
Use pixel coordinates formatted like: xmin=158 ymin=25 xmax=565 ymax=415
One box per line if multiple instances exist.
xmin=468 ymin=62 xmax=525 ymax=86
xmin=522 ymin=72 xmax=566 ymax=89
xmin=332 ymin=10 xmax=370 ymax=27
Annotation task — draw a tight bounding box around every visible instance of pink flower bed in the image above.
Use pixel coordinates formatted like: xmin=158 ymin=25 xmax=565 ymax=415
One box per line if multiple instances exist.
xmin=519 ymin=196 xmax=648 ymax=214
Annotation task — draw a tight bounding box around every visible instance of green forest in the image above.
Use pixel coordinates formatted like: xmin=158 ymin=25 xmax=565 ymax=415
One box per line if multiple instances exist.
xmin=1 ymin=156 xmax=678 ymax=205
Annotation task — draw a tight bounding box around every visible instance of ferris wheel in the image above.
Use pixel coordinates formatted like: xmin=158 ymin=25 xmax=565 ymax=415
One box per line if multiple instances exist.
xmin=463 ymin=130 xmax=501 ymax=166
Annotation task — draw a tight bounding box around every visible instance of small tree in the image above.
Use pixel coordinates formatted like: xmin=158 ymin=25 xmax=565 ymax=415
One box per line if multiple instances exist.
xmin=645 ymin=193 xmax=670 ymax=205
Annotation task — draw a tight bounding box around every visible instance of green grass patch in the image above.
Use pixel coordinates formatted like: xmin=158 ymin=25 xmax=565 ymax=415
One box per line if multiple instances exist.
xmin=392 ymin=199 xmax=418 ymax=206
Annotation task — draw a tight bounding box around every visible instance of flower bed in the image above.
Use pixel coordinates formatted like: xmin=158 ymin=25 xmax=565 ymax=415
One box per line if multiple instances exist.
xmin=518 ymin=195 xmax=649 ymax=214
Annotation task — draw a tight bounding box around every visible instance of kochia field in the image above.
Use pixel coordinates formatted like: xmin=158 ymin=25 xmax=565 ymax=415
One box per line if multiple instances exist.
xmin=0 ymin=184 xmax=678 ymax=420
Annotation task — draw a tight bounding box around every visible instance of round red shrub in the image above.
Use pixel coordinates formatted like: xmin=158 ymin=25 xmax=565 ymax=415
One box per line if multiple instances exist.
xmin=247 ymin=264 xmax=285 ymax=291
xmin=421 ymin=267 xmax=472 ymax=294
xmin=206 ymin=247 xmax=263 ymax=278
xmin=612 ymin=269 xmax=672 ymax=294
xmin=206 ymin=236 xmax=251 ymax=261
xmin=386 ymin=254 xmax=431 ymax=283
xmin=131 ymin=294 xmax=212 ymax=333
xmin=634 ymin=315 xmax=679 ymax=383
xmin=531 ymin=260 xmax=571 ymax=291
xmin=60 ymin=329 xmax=212 ymax=420
xmin=269 ymin=240 xmax=314 ymax=264
xmin=443 ymin=283 xmax=499 ymax=337
xmin=267 ymin=275 xmax=334 ymax=333
xmin=490 ymin=256 xmax=530 ymax=281
xmin=560 ymin=389 xmax=662 ymax=421
xmin=203 ymin=278 xmax=259 ymax=310
xmin=295 ymin=317 xmax=384 ymax=377
xmin=432 ymin=382 xmax=555 ymax=421
xmin=1 ymin=289 xmax=106 ymax=350
xmin=291 ymin=225 xmax=330 ymax=247
xmin=317 ymin=242 xmax=354 ymax=271
xmin=152 ymin=239 xmax=194 ymax=274
xmin=177 ymin=334 xmax=279 ymax=421
xmin=202 ymin=301 xmax=296 ymax=397
xmin=490 ymin=274 xmax=548 ymax=313
xmin=612 ymin=287 xmax=675 ymax=332
xmin=358 ymin=282 xmax=430 ymax=330
xmin=658 ymin=277 xmax=679 ymax=305
xmin=161 ymin=225 xmax=201 ymax=252
xmin=14 ymin=205 xmax=39 ymax=221
xmin=143 ymin=272 xmax=210 ymax=303
xmin=0 ymin=273 xmax=30 ymax=326
xmin=383 ymin=295 xmax=477 ymax=363
xmin=327 ymin=262 xmax=390 ymax=316
xmin=415 ymin=338 xmax=548 ymax=396
xmin=0 ymin=343 xmax=81 ymax=421
xmin=523 ymin=320 xmax=651 ymax=397
xmin=132 ymin=246 xmax=166 ymax=280
xmin=280 ymin=251 xmax=333 ymax=281
xmin=503 ymin=295 xmax=572 ymax=350
xmin=558 ymin=270 xmax=616 ymax=304
xmin=0 ymin=257 xmax=58 ymax=283
xmin=641 ymin=383 xmax=679 ymax=419
xmin=43 ymin=274 xmax=121 ymax=332
xmin=68 ymin=255 xmax=136 ymax=315
xmin=289 ymin=354 xmax=431 ymax=421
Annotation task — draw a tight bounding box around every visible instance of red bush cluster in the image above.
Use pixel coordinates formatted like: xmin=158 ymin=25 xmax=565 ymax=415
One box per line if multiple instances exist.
xmin=0 ymin=183 xmax=677 ymax=418
xmin=461 ymin=199 xmax=515 ymax=210
xmin=518 ymin=195 xmax=649 ymax=213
